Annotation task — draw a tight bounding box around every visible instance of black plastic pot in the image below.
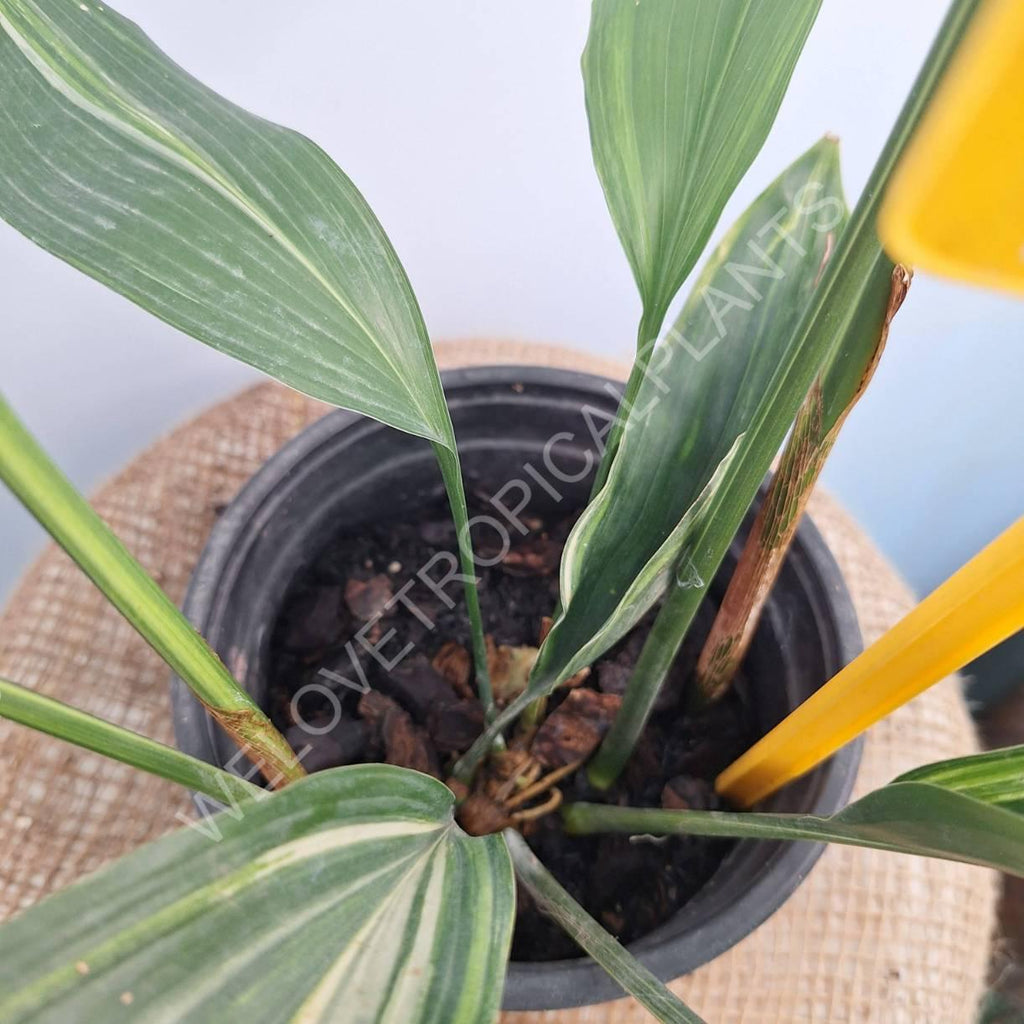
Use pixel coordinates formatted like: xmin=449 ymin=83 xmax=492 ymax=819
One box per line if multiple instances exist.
xmin=171 ymin=364 xmax=862 ymax=1012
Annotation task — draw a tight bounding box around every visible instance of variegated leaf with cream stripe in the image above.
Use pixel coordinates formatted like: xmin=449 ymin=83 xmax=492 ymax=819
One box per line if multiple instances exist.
xmin=0 ymin=765 xmax=515 ymax=1024
xmin=0 ymin=0 xmax=452 ymax=446
xmin=0 ymin=0 xmax=496 ymax=719
xmin=454 ymin=138 xmax=847 ymax=782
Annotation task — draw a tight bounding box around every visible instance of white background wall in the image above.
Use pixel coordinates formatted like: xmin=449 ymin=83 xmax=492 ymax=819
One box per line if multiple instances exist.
xmin=2 ymin=0 xmax=1022 ymax=603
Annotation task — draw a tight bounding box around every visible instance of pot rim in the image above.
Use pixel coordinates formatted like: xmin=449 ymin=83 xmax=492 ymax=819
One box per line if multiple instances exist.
xmin=171 ymin=363 xmax=863 ymax=1012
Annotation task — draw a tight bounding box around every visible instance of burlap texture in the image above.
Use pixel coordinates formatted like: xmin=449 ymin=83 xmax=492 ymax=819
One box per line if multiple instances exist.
xmin=0 ymin=340 xmax=996 ymax=1022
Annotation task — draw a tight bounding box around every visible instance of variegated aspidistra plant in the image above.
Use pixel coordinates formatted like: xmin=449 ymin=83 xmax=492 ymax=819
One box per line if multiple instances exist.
xmin=0 ymin=1 xmax=1018 ymax=1022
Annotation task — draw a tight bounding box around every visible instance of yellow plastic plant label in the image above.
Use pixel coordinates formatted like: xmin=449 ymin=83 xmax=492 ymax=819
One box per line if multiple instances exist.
xmin=717 ymin=514 xmax=1024 ymax=808
xmin=879 ymin=0 xmax=1024 ymax=294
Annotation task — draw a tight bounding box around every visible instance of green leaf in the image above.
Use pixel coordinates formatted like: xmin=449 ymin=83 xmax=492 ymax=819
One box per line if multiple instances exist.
xmin=583 ymin=0 xmax=823 ymax=337
xmin=454 ymin=138 xmax=845 ymax=783
xmin=0 ymin=0 xmax=494 ymax=716
xmin=542 ymin=141 xmax=844 ymax=691
xmin=0 ymin=765 xmax=515 ymax=1024
xmin=895 ymin=745 xmax=1024 ymax=812
xmin=585 ymin=0 xmax=984 ymax=786
xmin=583 ymin=0 xmax=824 ymax=490
xmin=553 ymin=135 xmax=844 ymax=687
xmin=583 ymin=139 xmax=847 ymax=788
xmin=0 ymin=0 xmax=452 ymax=447
xmin=503 ymin=830 xmax=704 ymax=1024
xmin=562 ymin=781 xmax=1024 ymax=878
xmin=740 ymin=0 xmax=981 ymax=515
xmin=0 ymin=393 xmax=303 ymax=785
xmin=0 ymin=675 xmax=262 ymax=805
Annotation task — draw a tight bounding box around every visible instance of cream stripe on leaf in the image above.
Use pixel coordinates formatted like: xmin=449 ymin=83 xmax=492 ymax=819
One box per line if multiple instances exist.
xmin=0 ymin=0 xmax=496 ymax=721
xmin=0 ymin=765 xmax=515 ymax=1024
xmin=0 ymin=0 xmax=452 ymax=445
xmin=454 ymin=138 xmax=848 ymax=781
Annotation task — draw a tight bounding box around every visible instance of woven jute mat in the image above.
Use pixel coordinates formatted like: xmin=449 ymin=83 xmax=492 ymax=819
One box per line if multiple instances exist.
xmin=0 ymin=340 xmax=996 ymax=1022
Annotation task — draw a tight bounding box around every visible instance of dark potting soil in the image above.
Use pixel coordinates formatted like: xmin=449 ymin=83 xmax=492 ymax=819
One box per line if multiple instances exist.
xmin=266 ymin=495 xmax=759 ymax=962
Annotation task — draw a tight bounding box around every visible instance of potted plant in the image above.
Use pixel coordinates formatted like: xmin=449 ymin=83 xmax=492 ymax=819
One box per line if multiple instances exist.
xmin=168 ymin=362 xmax=865 ymax=1011
xmin=0 ymin=1 xmax=1020 ymax=1022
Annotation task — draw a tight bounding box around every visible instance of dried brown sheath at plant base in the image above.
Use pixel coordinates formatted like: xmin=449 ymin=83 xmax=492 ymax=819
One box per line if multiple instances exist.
xmin=695 ymin=264 xmax=912 ymax=705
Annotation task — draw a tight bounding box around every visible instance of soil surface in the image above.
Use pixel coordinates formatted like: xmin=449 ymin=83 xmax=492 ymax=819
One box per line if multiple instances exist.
xmin=266 ymin=495 xmax=758 ymax=961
